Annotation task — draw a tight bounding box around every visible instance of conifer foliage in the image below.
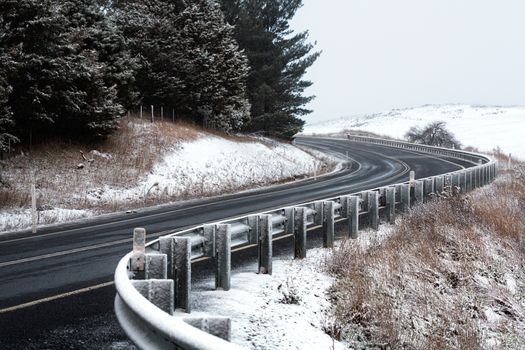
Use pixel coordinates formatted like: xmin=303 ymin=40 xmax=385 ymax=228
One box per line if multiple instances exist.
xmin=0 ymin=0 xmax=128 ymax=145
xmin=115 ymin=0 xmax=250 ymax=132
xmin=220 ymin=0 xmax=320 ymax=139
xmin=0 ymin=0 xmax=318 ymax=147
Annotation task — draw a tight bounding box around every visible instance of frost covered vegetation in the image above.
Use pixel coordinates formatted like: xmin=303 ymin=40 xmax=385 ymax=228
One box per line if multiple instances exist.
xmin=0 ymin=0 xmax=318 ymax=153
xmin=325 ymin=162 xmax=525 ymax=349
xmin=0 ymin=118 xmax=334 ymax=232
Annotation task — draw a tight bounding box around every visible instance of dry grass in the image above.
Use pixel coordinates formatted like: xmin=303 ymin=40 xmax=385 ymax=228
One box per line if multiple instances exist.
xmin=325 ymin=163 xmax=525 ymax=349
xmin=0 ymin=117 xmax=199 ymax=211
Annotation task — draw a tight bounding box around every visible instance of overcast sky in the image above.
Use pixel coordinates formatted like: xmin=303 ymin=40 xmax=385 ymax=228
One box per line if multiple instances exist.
xmin=290 ymin=0 xmax=525 ymax=123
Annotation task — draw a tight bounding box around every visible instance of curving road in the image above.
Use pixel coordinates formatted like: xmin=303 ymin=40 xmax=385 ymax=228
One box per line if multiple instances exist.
xmin=0 ymin=137 xmax=475 ymax=348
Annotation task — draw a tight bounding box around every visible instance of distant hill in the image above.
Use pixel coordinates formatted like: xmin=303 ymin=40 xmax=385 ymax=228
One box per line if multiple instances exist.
xmin=302 ymin=105 xmax=525 ymax=159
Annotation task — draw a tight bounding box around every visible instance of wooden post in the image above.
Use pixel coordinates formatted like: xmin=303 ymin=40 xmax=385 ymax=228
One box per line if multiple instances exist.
xmin=161 ymin=106 xmax=164 ymax=122
xmin=140 ymin=105 xmax=143 ymax=120
xmin=172 ymin=108 xmax=175 ymax=122
xmin=31 ymin=183 xmax=37 ymax=234
xmin=150 ymin=105 xmax=154 ymax=123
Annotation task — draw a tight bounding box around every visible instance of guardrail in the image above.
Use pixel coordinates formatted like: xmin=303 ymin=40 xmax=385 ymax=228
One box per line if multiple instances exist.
xmin=114 ymin=137 xmax=497 ymax=349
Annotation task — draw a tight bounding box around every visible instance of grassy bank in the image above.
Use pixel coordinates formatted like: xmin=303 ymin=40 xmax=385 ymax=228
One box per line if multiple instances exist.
xmin=325 ymin=162 xmax=525 ymax=349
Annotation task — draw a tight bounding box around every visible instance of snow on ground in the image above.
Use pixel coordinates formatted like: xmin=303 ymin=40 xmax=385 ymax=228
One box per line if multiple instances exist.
xmin=87 ymin=135 xmax=332 ymax=206
xmin=302 ymin=104 xmax=525 ymax=160
xmin=0 ymin=208 xmax=93 ymax=233
xmin=191 ymin=250 xmax=345 ymax=350
xmin=0 ymin=133 xmax=337 ymax=233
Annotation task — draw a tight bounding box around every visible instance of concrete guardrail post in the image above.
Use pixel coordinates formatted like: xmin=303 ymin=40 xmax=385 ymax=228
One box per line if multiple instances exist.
xmin=459 ymin=171 xmax=467 ymax=194
xmin=452 ymin=173 xmax=461 ymax=195
xmin=368 ymin=191 xmax=379 ymax=230
xmin=203 ymin=224 xmax=216 ymax=258
xmin=349 ymin=196 xmax=359 ymax=239
xmin=435 ymin=176 xmax=444 ymax=195
xmin=174 ymin=237 xmax=191 ymax=312
xmin=284 ymin=207 xmax=294 ymax=235
xmin=131 ymin=228 xmax=146 ymax=278
xmin=183 ymin=317 xmax=232 ymax=342
xmin=314 ymin=201 xmax=324 ymax=226
xmin=145 ymin=254 xmax=168 ymax=280
xmin=340 ymin=196 xmax=349 ymax=219
xmin=414 ymin=180 xmax=424 ymax=203
xmin=258 ymin=214 xmax=272 ymax=274
xmin=386 ymin=187 xmax=396 ymax=224
xmin=323 ymin=201 xmax=335 ymax=248
xmin=159 ymin=237 xmax=175 ymax=280
xmin=247 ymin=215 xmax=259 ymax=245
xmin=400 ymin=183 xmax=410 ymax=211
xmin=294 ymin=207 xmax=307 ymax=259
xmin=215 ymin=224 xmax=231 ymax=291
xmin=132 ymin=279 xmax=174 ymax=315
xmin=423 ymin=178 xmax=434 ymax=202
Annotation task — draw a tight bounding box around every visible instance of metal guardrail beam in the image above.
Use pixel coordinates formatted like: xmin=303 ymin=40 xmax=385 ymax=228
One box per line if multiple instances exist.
xmin=115 ymin=137 xmax=497 ymax=349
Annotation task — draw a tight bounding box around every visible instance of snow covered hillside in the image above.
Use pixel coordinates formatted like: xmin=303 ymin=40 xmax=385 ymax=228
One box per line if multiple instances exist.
xmin=0 ymin=120 xmax=337 ymax=233
xmin=302 ymin=105 xmax=525 ymax=159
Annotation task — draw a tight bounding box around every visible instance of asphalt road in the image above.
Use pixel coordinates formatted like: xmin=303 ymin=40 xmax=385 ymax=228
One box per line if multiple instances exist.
xmin=0 ymin=137 xmax=475 ymax=348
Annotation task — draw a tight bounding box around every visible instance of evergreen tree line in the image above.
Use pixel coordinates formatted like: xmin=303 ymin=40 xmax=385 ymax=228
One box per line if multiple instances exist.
xmin=0 ymin=0 xmax=318 ymax=151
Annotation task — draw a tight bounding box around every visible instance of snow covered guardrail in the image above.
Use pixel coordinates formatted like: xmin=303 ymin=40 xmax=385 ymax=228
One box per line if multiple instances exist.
xmin=114 ymin=137 xmax=497 ymax=349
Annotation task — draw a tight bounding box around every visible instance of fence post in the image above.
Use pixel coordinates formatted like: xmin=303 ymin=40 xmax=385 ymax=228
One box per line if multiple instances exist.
xmin=172 ymin=108 xmax=175 ymax=122
xmin=161 ymin=106 xmax=164 ymax=122
xmin=294 ymin=207 xmax=307 ymax=259
xmin=174 ymin=237 xmax=191 ymax=312
xmin=368 ymin=191 xmax=379 ymax=230
xmin=150 ymin=105 xmax=154 ymax=123
xmin=323 ymin=201 xmax=335 ymax=248
xmin=140 ymin=105 xmax=143 ymax=120
xmin=258 ymin=215 xmax=272 ymax=274
xmin=349 ymin=196 xmax=359 ymax=239
xmin=215 ymin=224 xmax=231 ymax=291
xmin=31 ymin=183 xmax=37 ymax=234
xmin=386 ymin=187 xmax=396 ymax=224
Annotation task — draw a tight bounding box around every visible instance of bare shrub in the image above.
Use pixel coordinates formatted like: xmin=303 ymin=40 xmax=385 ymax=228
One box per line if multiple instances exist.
xmin=405 ymin=121 xmax=462 ymax=149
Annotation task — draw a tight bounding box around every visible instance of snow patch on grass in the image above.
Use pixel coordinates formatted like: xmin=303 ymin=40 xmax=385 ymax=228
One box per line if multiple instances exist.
xmin=0 ymin=208 xmax=93 ymax=232
xmin=191 ymin=252 xmax=345 ymax=350
xmin=89 ymin=135 xmax=330 ymax=206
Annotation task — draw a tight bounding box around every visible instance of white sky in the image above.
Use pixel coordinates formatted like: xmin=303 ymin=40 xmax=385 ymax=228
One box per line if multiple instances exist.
xmin=290 ymin=0 xmax=525 ymax=123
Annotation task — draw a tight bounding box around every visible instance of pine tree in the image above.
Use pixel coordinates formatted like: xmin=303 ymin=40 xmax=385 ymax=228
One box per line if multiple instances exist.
xmin=0 ymin=57 xmax=17 ymax=153
xmin=115 ymin=0 xmax=250 ymax=132
xmin=176 ymin=0 xmax=250 ymax=131
xmin=0 ymin=0 xmax=126 ymax=144
xmin=220 ymin=0 xmax=319 ymax=139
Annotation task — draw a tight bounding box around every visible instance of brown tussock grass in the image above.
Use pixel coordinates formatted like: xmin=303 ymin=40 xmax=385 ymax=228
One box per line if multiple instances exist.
xmin=326 ymin=162 xmax=525 ymax=349
xmin=0 ymin=117 xmax=199 ymax=211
